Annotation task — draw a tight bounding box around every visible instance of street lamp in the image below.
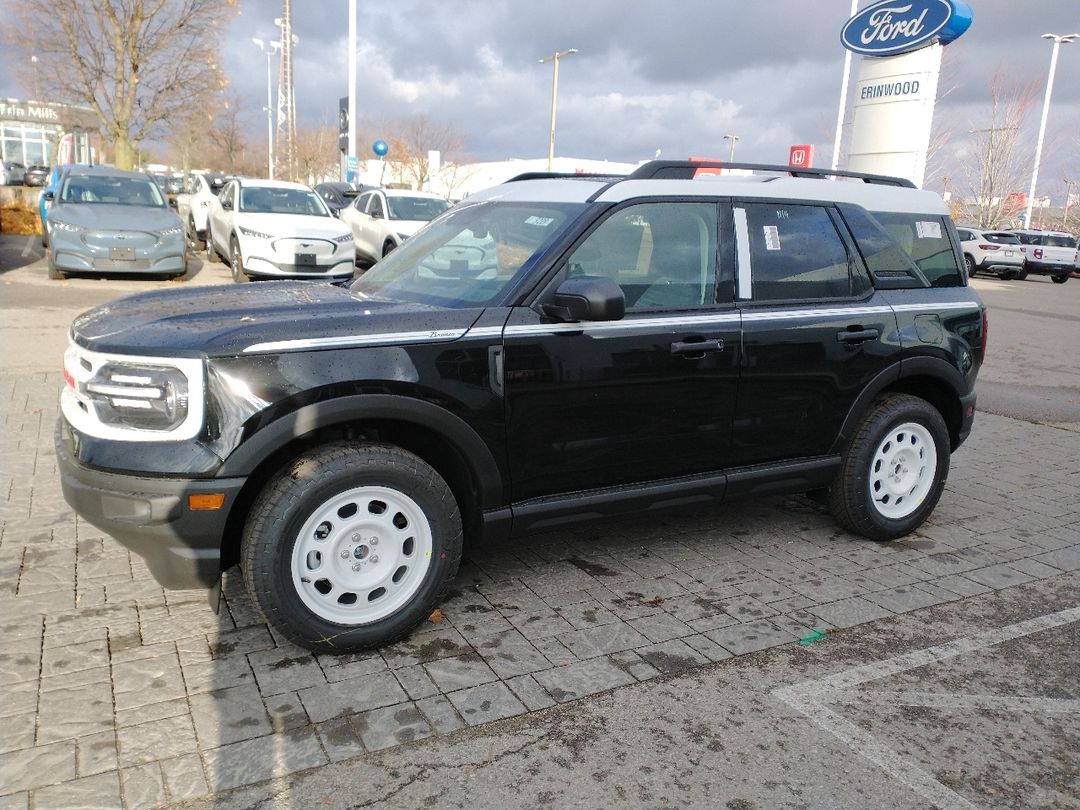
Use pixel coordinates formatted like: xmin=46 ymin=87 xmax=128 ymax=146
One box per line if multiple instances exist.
xmin=539 ymin=48 xmax=577 ymax=172
xmin=1024 ymin=33 xmax=1079 ymax=229
xmin=252 ymin=37 xmax=280 ymax=180
xmin=723 ymin=134 xmax=740 ymax=162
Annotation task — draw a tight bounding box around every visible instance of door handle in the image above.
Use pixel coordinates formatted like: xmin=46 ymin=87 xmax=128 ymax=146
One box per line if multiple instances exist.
xmin=671 ymin=338 xmax=724 ymax=355
xmin=836 ymin=328 xmax=880 ymax=344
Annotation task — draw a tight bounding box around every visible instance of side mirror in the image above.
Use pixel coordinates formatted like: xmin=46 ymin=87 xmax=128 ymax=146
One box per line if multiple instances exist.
xmin=544 ymin=276 xmax=626 ymax=322
xmin=44 ymin=190 xmax=54 ymax=202
xmin=168 ymin=198 xmax=178 ymax=209
xmin=221 ymin=199 xmax=232 ymax=211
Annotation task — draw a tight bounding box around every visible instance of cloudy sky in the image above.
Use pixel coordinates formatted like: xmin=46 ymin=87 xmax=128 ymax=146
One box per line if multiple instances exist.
xmin=221 ymin=0 xmax=1078 ymax=198
xmin=6 ymin=1 xmax=1079 ymax=199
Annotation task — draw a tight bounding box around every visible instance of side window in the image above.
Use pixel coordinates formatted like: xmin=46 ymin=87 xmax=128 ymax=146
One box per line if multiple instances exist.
xmin=743 ymin=204 xmax=852 ymax=301
xmin=869 ymin=212 xmax=962 ymax=287
xmin=354 ymin=192 xmax=369 ymax=211
xmin=563 ymin=202 xmax=719 ymax=310
xmin=957 ymin=229 xmax=972 ymax=241
xmin=368 ymin=195 xmax=385 ymax=218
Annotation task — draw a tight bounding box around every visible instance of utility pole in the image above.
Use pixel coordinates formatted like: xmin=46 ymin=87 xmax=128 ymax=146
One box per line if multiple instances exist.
xmin=275 ymin=0 xmax=298 ymax=181
xmin=539 ymin=49 xmax=577 ymax=173
xmin=723 ymin=134 xmax=740 ymax=162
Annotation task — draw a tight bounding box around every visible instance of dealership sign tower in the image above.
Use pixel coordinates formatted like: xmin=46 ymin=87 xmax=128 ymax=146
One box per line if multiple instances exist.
xmin=842 ymin=0 xmax=972 ymax=187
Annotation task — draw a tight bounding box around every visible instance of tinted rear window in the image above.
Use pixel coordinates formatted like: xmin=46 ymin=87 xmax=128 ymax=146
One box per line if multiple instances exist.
xmin=983 ymin=232 xmax=1020 ymax=245
xmin=870 ymin=212 xmax=963 ymax=287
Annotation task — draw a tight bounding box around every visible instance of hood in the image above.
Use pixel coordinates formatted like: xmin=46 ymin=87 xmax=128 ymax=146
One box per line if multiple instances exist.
xmin=236 ymin=212 xmax=350 ymax=240
xmin=50 ymin=203 xmax=180 ymax=231
xmin=70 ymin=281 xmax=484 ymax=357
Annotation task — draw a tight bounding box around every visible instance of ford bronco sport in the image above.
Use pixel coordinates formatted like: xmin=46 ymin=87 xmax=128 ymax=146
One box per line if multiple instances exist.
xmin=57 ymin=161 xmax=987 ymax=652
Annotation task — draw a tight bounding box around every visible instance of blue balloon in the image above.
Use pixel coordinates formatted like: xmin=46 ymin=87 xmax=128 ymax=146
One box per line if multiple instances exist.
xmin=372 ymin=140 xmax=389 ymax=157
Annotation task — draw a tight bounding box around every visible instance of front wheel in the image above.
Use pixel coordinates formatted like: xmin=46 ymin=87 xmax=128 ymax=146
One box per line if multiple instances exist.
xmin=241 ymin=443 xmax=463 ymax=652
xmin=828 ymin=394 xmax=949 ymax=541
xmin=1051 ymin=273 xmax=1070 ymax=284
xmin=188 ymin=216 xmax=205 ymax=251
xmin=382 ymin=239 xmax=397 ymax=259
xmin=230 ymin=235 xmax=249 ymax=283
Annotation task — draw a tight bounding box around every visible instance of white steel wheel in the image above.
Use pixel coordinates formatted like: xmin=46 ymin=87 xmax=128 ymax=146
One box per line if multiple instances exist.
xmin=290 ymin=485 xmax=434 ymax=625
xmin=867 ymin=421 xmax=937 ymax=520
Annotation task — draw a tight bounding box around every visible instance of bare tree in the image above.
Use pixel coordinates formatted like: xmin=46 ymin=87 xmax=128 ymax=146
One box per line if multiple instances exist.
xmin=960 ymin=72 xmax=1039 ymax=229
xmin=382 ymin=115 xmax=466 ymax=190
xmin=293 ymin=120 xmax=340 ymax=185
xmin=206 ymin=92 xmax=251 ymax=173
xmin=4 ymin=0 xmax=238 ymax=170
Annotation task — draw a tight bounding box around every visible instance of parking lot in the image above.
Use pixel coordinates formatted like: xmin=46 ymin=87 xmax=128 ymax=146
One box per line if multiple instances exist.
xmin=1 ymin=235 xmax=1078 ymax=809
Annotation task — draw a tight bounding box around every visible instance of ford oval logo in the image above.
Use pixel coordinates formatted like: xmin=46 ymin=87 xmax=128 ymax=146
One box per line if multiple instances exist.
xmin=841 ymin=0 xmax=972 ymax=57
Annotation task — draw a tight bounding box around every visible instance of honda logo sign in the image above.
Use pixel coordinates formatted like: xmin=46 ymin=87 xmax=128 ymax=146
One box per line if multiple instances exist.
xmin=788 ymin=145 xmax=814 ymax=169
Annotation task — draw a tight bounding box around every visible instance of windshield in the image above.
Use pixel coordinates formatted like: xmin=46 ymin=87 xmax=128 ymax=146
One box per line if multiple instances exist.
xmin=240 ymin=186 xmax=329 ymax=216
xmin=350 ymin=200 xmax=584 ymax=307
xmin=386 ymin=195 xmax=451 ymax=222
xmin=60 ymin=174 xmax=166 ymax=206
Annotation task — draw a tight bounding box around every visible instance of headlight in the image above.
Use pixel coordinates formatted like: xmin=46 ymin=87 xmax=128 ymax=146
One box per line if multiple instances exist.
xmin=157 ymin=225 xmax=183 ymax=237
xmin=84 ymin=362 xmax=189 ymax=431
xmin=51 ymin=220 xmax=83 ymax=233
xmin=239 ymin=225 xmax=272 ymax=240
xmin=332 ymin=233 xmax=354 ymax=243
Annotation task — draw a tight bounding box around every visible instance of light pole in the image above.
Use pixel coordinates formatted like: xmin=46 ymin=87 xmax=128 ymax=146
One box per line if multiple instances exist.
xmin=1025 ymin=33 xmax=1078 ymax=228
xmin=539 ymin=48 xmax=577 ymax=172
xmin=831 ymin=0 xmax=859 ymax=171
xmin=252 ymin=37 xmax=280 ymax=179
xmin=723 ymin=134 xmax=740 ymax=162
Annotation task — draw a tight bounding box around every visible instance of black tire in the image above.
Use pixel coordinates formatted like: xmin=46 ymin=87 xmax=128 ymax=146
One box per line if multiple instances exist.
xmin=1001 ymin=269 xmax=1019 ymax=280
xmin=1051 ymin=273 xmax=1069 ymax=284
xmin=240 ymin=442 xmax=463 ymax=653
xmin=188 ymin=216 xmax=205 ymax=251
xmin=1016 ymin=267 xmax=1028 ymax=281
xmin=230 ymin=235 xmax=249 ymax=283
xmin=382 ymin=239 xmax=397 ymax=258
xmin=963 ymin=255 xmax=976 ymax=277
xmin=827 ymin=393 xmax=949 ymax=541
xmin=47 ymin=257 xmax=64 ymax=280
xmin=205 ymin=227 xmax=221 ymax=263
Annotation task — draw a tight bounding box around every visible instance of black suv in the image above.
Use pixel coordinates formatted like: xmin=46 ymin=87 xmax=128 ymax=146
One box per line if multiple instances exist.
xmin=57 ymin=161 xmax=987 ymax=652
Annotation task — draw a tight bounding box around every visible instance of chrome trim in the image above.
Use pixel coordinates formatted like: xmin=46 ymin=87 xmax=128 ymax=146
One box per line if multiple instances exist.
xmin=734 ymin=207 xmax=752 ymax=300
xmin=243 ymin=328 xmax=468 ymax=354
xmin=891 ymin=301 xmax=981 ymax=312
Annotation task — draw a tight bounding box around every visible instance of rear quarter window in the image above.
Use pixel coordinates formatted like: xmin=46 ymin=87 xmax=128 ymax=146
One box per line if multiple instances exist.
xmin=869 ymin=211 xmax=963 ymax=287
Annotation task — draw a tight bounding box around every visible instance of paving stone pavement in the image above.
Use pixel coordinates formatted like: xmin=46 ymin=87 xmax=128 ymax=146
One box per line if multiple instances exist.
xmin=2 ymin=370 xmax=1079 ymax=808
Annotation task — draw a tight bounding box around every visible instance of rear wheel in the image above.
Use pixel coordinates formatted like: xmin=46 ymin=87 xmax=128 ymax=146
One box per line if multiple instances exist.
xmin=964 ymin=255 xmax=976 ymax=277
xmin=1051 ymin=273 xmax=1070 ymax=284
xmin=828 ymin=394 xmax=949 ymax=541
xmin=240 ymin=442 xmax=463 ymax=652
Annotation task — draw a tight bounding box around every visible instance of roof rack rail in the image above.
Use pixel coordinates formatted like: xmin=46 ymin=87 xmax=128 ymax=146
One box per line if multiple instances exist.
xmin=504 ymin=171 xmax=625 ymax=183
xmin=626 ymin=160 xmax=916 ymax=188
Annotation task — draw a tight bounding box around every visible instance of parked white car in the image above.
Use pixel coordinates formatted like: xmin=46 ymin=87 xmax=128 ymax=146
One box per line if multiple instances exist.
xmin=956 ymin=227 xmax=1025 ymax=279
xmin=205 ymin=178 xmax=355 ymax=283
xmin=175 ymin=172 xmax=229 ymax=250
xmin=1009 ymin=229 xmax=1078 ymax=284
xmin=339 ymin=189 xmax=451 ymax=263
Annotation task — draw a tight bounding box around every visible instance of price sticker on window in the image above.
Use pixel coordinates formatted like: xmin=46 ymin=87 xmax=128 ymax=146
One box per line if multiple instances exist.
xmin=763 ymin=225 xmax=782 ymax=251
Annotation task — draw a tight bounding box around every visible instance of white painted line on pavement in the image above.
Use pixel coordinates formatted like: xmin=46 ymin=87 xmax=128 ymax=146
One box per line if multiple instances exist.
xmin=774 ymin=604 xmax=1080 ymax=810
xmin=820 ymin=689 xmax=1080 ymax=715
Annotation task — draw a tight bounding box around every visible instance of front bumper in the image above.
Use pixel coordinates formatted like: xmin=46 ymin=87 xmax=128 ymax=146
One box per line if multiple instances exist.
xmin=55 ymin=419 xmax=245 ymax=589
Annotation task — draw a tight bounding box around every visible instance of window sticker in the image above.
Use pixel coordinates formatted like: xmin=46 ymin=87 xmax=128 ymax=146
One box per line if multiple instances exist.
xmin=763 ymin=225 xmax=782 ymax=251
xmin=525 ymin=216 xmax=554 ymax=227
xmin=916 ymin=220 xmax=942 ymax=239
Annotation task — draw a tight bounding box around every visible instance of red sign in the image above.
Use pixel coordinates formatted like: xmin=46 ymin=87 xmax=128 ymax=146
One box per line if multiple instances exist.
xmin=788 ymin=144 xmax=814 ymax=168
xmin=689 ymin=155 xmax=724 ymax=177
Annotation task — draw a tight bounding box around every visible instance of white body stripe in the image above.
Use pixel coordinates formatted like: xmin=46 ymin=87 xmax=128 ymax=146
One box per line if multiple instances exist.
xmin=243 ymin=302 xmax=982 ymax=352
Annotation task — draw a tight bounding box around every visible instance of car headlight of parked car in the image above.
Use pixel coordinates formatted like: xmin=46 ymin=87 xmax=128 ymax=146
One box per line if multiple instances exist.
xmin=239 ymin=225 xmax=273 ymax=240
xmin=332 ymin=233 xmax=354 ymax=243
xmin=83 ymin=362 xmax=190 ymax=431
xmin=51 ymin=220 xmax=84 ymax=234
